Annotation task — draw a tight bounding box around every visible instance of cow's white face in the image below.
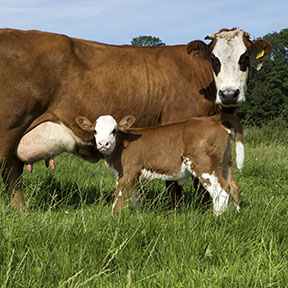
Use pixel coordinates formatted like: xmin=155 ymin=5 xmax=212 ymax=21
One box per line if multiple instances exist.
xmin=94 ymin=115 xmax=117 ymax=155
xmin=187 ymin=29 xmax=271 ymax=107
xmin=211 ymin=29 xmax=248 ymax=107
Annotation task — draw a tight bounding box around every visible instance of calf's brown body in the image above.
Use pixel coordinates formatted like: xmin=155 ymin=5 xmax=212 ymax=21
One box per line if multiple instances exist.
xmin=84 ymin=114 xmax=242 ymax=215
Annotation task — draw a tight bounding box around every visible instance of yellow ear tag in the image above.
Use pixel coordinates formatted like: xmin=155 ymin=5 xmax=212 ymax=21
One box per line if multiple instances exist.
xmin=256 ymin=50 xmax=265 ymax=60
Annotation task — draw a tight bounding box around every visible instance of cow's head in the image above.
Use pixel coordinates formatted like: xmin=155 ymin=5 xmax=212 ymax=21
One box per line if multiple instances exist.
xmin=186 ymin=28 xmax=272 ymax=107
xmin=76 ymin=115 xmax=136 ymax=155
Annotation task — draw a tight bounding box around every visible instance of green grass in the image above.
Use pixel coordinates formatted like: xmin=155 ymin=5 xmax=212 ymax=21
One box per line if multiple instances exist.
xmin=1 ymin=125 xmax=288 ymax=287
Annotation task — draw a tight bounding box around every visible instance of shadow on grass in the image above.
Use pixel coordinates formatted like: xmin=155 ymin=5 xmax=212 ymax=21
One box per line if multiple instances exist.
xmin=134 ymin=179 xmax=213 ymax=214
xmin=28 ymin=175 xmax=114 ymax=211
xmin=26 ymin=175 xmax=214 ymax=213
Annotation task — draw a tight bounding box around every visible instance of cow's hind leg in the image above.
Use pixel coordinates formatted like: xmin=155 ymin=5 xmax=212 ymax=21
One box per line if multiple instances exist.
xmin=1 ymin=155 xmax=24 ymax=211
xmin=0 ymin=128 xmax=26 ymax=210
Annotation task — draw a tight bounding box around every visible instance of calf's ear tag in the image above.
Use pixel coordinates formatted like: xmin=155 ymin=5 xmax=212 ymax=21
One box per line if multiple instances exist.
xmin=256 ymin=50 xmax=265 ymax=60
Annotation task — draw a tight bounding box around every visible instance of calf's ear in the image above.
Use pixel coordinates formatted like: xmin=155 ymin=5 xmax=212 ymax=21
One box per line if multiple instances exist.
xmin=75 ymin=116 xmax=93 ymax=132
xmin=118 ymin=115 xmax=136 ymax=131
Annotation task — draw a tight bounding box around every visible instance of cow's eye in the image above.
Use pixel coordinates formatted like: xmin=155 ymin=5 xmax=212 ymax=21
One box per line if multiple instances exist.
xmin=93 ymin=130 xmax=97 ymax=135
xmin=239 ymin=52 xmax=250 ymax=71
xmin=112 ymin=129 xmax=116 ymax=134
xmin=210 ymin=54 xmax=221 ymax=75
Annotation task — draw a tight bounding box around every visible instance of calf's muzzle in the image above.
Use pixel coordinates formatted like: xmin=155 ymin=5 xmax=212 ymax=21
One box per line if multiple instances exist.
xmin=97 ymin=141 xmax=111 ymax=151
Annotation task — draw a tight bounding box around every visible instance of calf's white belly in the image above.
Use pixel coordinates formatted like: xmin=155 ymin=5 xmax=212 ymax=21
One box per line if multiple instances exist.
xmin=139 ymin=158 xmax=196 ymax=186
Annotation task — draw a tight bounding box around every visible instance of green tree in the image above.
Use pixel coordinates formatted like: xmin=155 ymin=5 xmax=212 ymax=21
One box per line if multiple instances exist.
xmin=131 ymin=35 xmax=165 ymax=46
xmin=237 ymin=28 xmax=288 ymax=125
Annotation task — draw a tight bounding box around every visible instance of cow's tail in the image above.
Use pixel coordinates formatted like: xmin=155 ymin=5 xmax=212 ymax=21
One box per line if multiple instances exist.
xmin=220 ymin=113 xmax=244 ymax=172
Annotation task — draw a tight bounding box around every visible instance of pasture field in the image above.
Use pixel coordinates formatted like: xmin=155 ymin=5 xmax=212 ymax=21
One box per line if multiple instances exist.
xmin=1 ymin=123 xmax=288 ymax=287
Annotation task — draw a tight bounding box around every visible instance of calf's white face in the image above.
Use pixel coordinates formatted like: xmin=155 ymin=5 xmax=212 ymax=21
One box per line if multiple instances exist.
xmin=210 ymin=29 xmax=248 ymax=106
xmin=94 ymin=115 xmax=117 ymax=155
xmin=75 ymin=114 xmax=136 ymax=156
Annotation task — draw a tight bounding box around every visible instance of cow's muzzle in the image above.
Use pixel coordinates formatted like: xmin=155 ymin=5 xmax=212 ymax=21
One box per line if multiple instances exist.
xmin=219 ymin=88 xmax=240 ymax=106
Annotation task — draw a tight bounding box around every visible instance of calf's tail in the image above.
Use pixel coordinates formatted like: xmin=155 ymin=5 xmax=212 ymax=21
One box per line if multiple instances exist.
xmin=221 ymin=113 xmax=244 ymax=172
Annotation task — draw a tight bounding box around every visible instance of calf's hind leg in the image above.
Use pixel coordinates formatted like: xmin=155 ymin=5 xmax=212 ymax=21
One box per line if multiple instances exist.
xmin=222 ymin=139 xmax=240 ymax=211
xmin=199 ymin=171 xmax=230 ymax=216
xmin=227 ymin=164 xmax=240 ymax=211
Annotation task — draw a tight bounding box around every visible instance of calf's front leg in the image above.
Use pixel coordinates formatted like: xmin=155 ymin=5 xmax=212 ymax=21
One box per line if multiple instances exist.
xmin=112 ymin=176 xmax=137 ymax=216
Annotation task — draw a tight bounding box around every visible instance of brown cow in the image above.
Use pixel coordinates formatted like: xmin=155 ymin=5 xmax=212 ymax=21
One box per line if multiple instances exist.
xmin=76 ymin=113 xmax=243 ymax=215
xmin=0 ymin=28 xmax=271 ymax=210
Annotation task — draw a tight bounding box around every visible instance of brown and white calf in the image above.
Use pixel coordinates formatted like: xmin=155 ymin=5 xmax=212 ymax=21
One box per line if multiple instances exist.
xmin=76 ymin=113 xmax=243 ymax=215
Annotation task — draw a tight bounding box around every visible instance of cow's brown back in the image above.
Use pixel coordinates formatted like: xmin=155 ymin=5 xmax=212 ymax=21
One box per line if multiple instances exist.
xmin=0 ymin=29 xmax=216 ymax=134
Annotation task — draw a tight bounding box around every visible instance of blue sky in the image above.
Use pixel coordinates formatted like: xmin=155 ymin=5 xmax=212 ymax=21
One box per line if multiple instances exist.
xmin=0 ymin=0 xmax=287 ymax=45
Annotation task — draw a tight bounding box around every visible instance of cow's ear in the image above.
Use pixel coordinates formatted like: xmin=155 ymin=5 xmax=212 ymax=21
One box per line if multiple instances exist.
xmin=250 ymin=39 xmax=272 ymax=70
xmin=118 ymin=115 xmax=136 ymax=131
xmin=75 ymin=116 xmax=93 ymax=132
xmin=186 ymin=40 xmax=211 ymax=59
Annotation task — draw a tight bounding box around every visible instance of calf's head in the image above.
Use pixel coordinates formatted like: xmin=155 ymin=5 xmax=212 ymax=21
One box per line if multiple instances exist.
xmin=76 ymin=115 xmax=136 ymax=155
xmin=186 ymin=28 xmax=272 ymax=107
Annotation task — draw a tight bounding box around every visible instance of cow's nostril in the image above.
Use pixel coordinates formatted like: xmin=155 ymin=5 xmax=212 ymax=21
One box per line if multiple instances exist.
xmin=233 ymin=89 xmax=240 ymax=99
xmin=218 ymin=88 xmax=240 ymax=105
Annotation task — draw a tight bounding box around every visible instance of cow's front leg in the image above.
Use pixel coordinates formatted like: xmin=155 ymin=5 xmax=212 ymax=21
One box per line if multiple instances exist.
xmin=165 ymin=181 xmax=182 ymax=209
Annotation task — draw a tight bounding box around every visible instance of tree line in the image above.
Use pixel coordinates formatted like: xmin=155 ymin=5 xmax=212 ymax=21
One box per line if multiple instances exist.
xmin=131 ymin=29 xmax=288 ymax=126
